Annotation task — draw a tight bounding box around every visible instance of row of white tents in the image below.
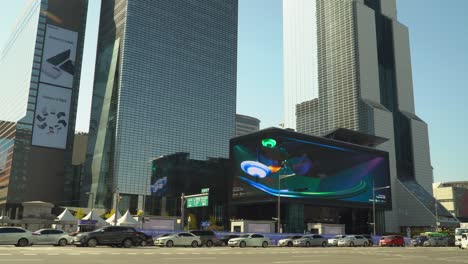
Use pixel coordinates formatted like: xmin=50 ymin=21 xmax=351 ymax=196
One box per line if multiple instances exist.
xmin=55 ymin=208 xmax=140 ymax=227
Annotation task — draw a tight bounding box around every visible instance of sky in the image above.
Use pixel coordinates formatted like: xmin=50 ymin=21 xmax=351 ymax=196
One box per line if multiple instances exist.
xmin=0 ymin=0 xmax=467 ymax=183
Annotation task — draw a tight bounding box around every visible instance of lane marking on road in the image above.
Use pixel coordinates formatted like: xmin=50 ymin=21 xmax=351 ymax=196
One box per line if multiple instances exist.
xmin=164 ymin=257 xmax=216 ymax=260
xmin=0 ymin=259 xmax=45 ymax=262
xmin=273 ymin=261 xmax=320 ymax=264
xmin=23 ymin=253 xmax=37 ymax=256
xmin=109 ymin=253 xmax=121 ymax=255
xmin=143 ymin=252 xmax=155 ymax=255
xmin=47 ymin=253 xmax=59 ymax=256
xmin=0 ymin=254 xmax=12 ymax=256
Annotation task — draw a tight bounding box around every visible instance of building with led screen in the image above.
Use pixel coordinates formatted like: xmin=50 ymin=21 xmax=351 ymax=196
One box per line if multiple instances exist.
xmin=230 ymin=128 xmax=391 ymax=234
xmin=0 ymin=0 xmax=88 ymax=218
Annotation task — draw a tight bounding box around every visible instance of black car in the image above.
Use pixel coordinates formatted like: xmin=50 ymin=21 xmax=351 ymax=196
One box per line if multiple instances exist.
xmin=412 ymin=235 xmax=429 ymax=247
xmin=189 ymin=230 xmax=219 ymax=247
xmin=73 ymin=226 xmax=141 ymax=248
xmin=135 ymin=231 xmax=154 ymax=247
xmin=218 ymin=234 xmax=240 ymax=246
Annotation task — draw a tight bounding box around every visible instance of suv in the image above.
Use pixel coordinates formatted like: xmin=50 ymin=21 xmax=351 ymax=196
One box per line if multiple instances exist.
xmin=189 ymin=230 xmax=218 ymax=247
xmin=73 ymin=226 xmax=141 ymax=248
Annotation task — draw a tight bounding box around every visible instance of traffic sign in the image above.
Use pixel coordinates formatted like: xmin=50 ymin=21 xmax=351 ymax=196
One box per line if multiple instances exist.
xmin=201 ymin=188 xmax=210 ymax=194
xmin=187 ymin=195 xmax=209 ymax=208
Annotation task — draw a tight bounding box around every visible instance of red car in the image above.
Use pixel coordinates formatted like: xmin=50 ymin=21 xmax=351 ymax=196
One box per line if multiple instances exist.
xmin=379 ymin=235 xmax=405 ymax=247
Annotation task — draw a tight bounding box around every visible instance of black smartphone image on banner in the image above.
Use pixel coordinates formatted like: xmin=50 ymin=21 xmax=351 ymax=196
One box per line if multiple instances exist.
xmin=46 ymin=49 xmax=71 ymax=66
xmin=59 ymin=60 xmax=75 ymax=75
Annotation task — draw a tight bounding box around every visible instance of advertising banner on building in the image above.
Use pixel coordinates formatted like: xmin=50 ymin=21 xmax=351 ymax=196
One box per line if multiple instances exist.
xmin=32 ymin=84 xmax=72 ymax=149
xmin=40 ymin=24 xmax=78 ymax=88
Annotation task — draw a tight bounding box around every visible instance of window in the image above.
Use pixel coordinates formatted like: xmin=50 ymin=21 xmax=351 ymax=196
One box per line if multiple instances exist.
xmin=252 ymin=234 xmax=263 ymax=238
xmin=49 ymin=230 xmax=63 ymax=235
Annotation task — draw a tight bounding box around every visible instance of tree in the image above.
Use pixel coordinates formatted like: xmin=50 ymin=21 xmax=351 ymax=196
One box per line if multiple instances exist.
xmin=75 ymin=208 xmax=85 ymax=220
xmin=104 ymin=209 xmax=115 ymax=219
xmin=188 ymin=213 xmax=198 ymax=230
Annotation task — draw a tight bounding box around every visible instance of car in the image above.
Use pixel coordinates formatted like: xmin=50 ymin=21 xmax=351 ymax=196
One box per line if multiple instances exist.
xmin=73 ymin=226 xmax=141 ymax=248
xmin=423 ymin=237 xmax=450 ymax=247
xmin=134 ymin=231 xmax=153 ymax=247
xmin=411 ymin=235 xmax=428 ymax=247
xmin=228 ymin=233 xmax=270 ymax=248
xmin=361 ymin=234 xmax=374 ymax=246
xmin=278 ymin=235 xmax=303 ymax=247
xmin=379 ymin=235 xmax=405 ymax=247
xmin=0 ymin=227 xmax=33 ymax=247
xmin=293 ymin=235 xmax=328 ymax=247
xmin=328 ymin=235 xmax=347 ymax=246
xmin=153 ymin=232 xmax=201 ymax=247
xmin=337 ymin=235 xmax=370 ymax=247
xmin=218 ymin=234 xmax=239 ymax=246
xmin=455 ymin=228 xmax=468 ymax=247
xmin=461 ymin=233 xmax=468 ymax=249
xmin=32 ymin=229 xmax=73 ymax=246
xmin=190 ymin=230 xmax=220 ymax=247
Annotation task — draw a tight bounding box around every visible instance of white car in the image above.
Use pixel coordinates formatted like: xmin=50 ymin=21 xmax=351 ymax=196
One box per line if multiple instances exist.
xmin=32 ymin=229 xmax=73 ymax=246
xmin=278 ymin=235 xmax=303 ymax=247
xmin=228 ymin=233 xmax=270 ymax=248
xmin=0 ymin=227 xmax=33 ymax=247
xmin=461 ymin=233 xmax=468 ymax=249
xmin=153 ymin=232 xmax=201 ymax=247
xmin=293 ymin=235 xmax=328 ymax=247
xmin=337 ymin=235 xmax=370 ymax=247
xmin=328 ymin=235 xmax=347 ymax=246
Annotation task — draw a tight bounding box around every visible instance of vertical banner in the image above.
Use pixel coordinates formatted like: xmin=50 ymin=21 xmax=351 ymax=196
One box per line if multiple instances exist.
xmin=32 ymin=84 xmax=72 ymax=149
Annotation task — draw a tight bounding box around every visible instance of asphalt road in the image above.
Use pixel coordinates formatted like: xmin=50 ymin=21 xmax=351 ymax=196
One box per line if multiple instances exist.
xmin=0 ymin=246 xmax=466 ymax=264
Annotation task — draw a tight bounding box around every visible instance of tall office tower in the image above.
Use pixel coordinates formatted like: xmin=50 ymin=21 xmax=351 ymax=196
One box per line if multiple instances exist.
xmin=235 ymin=114 xmax=260 ymax=137
xmin=0 ymin=0 xmax=88 ymax=217
xmin=284 ymin=0 xmax=458 ymax=232
xmin=83 ymin=0 xmax=238 ymax=211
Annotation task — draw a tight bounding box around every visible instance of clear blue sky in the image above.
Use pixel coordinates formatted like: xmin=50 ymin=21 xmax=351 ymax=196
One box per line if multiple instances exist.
xmin=1 ymin=0 xmax=467 ymax=183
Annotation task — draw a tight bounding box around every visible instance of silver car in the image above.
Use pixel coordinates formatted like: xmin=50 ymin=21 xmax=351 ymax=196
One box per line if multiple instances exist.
xmin=278 ymin=235 xmax=303 ymax=247
xmin=228 ymin=233 xmax=271 ymax=248
xmin=337 ymin=235 xmax=370 ymax=247
xmin=328 ymin=235 xmax=347 ymax=246
xmin=153 ymin=232 xmax=201 ymax=247
xmin=32 ymin=229 xmax=73 ymax=246
xmin=423 ymin=237 xmax=450 ymax=247
xmin=0 ymin=227 xmax=33 ymax=247
xmin=293 ymin=235 xmax=328 ymax=247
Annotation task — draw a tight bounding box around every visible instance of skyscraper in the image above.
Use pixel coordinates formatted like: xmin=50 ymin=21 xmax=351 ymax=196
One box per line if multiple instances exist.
xmin=235 ymin=114 xmax=260 ymax=137
xmin=284 ymin=0 xmax=458 ymax=232
xmin=0 ymin=0 xmax=88 ymax=217
xmin=83 ymin=0 xmax=238 ymax=211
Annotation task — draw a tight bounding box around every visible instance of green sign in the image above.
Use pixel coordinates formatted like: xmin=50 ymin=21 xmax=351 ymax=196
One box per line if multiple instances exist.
xmin=187 ymin=196 xmax=209 ymax=208
xmin=201 ymin=188 xmax=210 ymax=194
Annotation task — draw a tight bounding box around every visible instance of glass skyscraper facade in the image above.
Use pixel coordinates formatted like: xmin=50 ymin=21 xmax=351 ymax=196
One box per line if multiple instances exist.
xmin=283 ymin=0 xmax=458 ymax=233
xmin=0 ymin=0 xmax=88 ymax=217
xmin=84 ymin=0 xmax=238 ymax=211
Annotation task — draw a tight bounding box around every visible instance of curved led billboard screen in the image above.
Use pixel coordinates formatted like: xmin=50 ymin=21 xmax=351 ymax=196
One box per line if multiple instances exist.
xmin=231 ymin=129 xmax=391 ymax=208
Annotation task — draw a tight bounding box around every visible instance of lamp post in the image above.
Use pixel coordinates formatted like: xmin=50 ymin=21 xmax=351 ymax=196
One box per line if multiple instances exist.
xmin=85 ymin=192 xmax=94 ymax=211
xmin=372 ymin=183 xmax=390 ymax=236
xmin=277 ymin=161 xmax=295 ymax=233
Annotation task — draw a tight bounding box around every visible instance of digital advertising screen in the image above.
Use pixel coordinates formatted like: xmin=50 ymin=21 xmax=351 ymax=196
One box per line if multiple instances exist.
xmin=31 ymin=83 xmax=72 ymax=149
xmin=231 ymin=131 xmax=391 ymax=208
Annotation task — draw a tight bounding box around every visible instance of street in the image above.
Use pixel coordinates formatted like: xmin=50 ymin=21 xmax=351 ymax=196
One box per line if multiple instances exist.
xmin=0 ymin=246 xmax=466 ymax=264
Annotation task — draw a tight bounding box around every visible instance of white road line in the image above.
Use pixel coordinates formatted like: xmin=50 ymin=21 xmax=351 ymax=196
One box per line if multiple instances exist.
xmin=47 ymin=253 xmax=59 ymax=256
xmin=0 ymin=254 xmax=12 ymax=256
xmin=24 ymin=253 xmax=37 ymax=256
xmin=0 ymin=259 xmax=45 ymax=262
xmin=109 ymin=253 xmax=121 ymax=255
xmin=164 ymin=257 xmax=216 ymax=260
xmin=273 ymin=261 xmax=320 ymax=264
xmin=143 ymin=252 xmax=155 ymax=255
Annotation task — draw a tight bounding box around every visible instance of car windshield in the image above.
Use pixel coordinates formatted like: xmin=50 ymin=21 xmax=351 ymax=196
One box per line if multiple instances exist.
xmin=455 ymin=229 xmax=468 ymax=235
xmin=159 ymin=233 xmax=171 ymax=237
xmin=288 ymin=236 xmax=302 ymax=239
xmin=240 ymin=235 xmax=250 ymax=238
xmin=344 ymin=236 xmax=354 ymax=240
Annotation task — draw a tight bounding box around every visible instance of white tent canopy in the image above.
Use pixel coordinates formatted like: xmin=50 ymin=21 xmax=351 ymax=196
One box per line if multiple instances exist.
xmin=55 ymin=208 xmax=76 ymax=222
xmin=117 ymin=210 xmax=139 ymax=226
xmin=82 ymin=209 xmax=108 ymax=226
xmin=106 ymin=210 xmax=123 ymax=224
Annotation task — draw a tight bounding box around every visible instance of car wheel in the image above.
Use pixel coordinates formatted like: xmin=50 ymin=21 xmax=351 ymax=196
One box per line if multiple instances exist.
xmin=240 ymin=241 xmax=246 ymax=248
xmin=58 ymin=239 xmax=68 ymax=247
xmin=17 ymin=238 xmax=29 ymax=247
xmin=221 ymin=242 xmax=226 ymax=246
xmin=287 ymin=241 xmax=293 ymax=247
xmin=206 ymin=240 xmax=213 ymax=247
xmin=262 ymin=241 xmax=268 ymax=248
xmin=166 ymin=240 xmax=174 ymax=248
xmin=139 ymin=240 xmax=147 ymax=247
xmin=322 ymin=241 xmax=327 ymax=247
xmin=87 ymin=238 xmax=98 ymax=247
xmin=363 ymin=242 xmax=368 ymax=247
xmin=191 ymin=241 xmax=198 ymax=248
xmin=305 ymin=241 xmax=310 ymax=247
xmin=122 ymin=239 xmax=133 ymax=248
xmin=349 ymin=242 xmax=355 ymax=247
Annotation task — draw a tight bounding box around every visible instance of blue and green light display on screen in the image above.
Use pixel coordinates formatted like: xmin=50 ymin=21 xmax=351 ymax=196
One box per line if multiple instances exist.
xmin=232 ymin=133 xmax=391 ymax=207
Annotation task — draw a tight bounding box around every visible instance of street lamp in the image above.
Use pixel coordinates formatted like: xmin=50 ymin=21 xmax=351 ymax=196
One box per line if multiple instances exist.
xmin=277 ymin=161 xmax=295 ymax=234
xmin=372 ymin=183 xmax=390 ymax=236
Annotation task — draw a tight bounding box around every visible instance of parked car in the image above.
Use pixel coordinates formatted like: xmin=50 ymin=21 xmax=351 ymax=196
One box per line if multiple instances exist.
xmin=423 ymin=237 xmax=450 ymax=247
xmin=361 ymin=234 xmax=374 ymax=246
xmin=328 ymin=235 xmax=347 ymax=247
xmin=460 ymin=233 xmax=468 ymax=249
xmin=379 ymin=235 xmax=405 ymax=247
xmin=228 ymin=233 xmax=270 ymax=248
xmin=278 ymin=236 xmax=303 ymax=247
xmin=411 ymin=235 xmax=428 ymax=247
xmin=293 ymin=235 xmax=328 ymax=247
xmin=0 ymin=227 xmax=33 ymax=247
xmin=134 ymin=231 xmax=153 ymax=247
xmin=190 ymin=230 xmax=220 ymax=247
xmin=153 ymin=232 xmax=201 ymax=247
xmin=218 ymin=234 xmax=239 ymax=246
xmin=337 ymin=235 xmax=370 ymax=247
xmin=32 ymin=229 xmax=73 ymax=246
xmin=73 ymin=226 xmax=141 ymax=248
